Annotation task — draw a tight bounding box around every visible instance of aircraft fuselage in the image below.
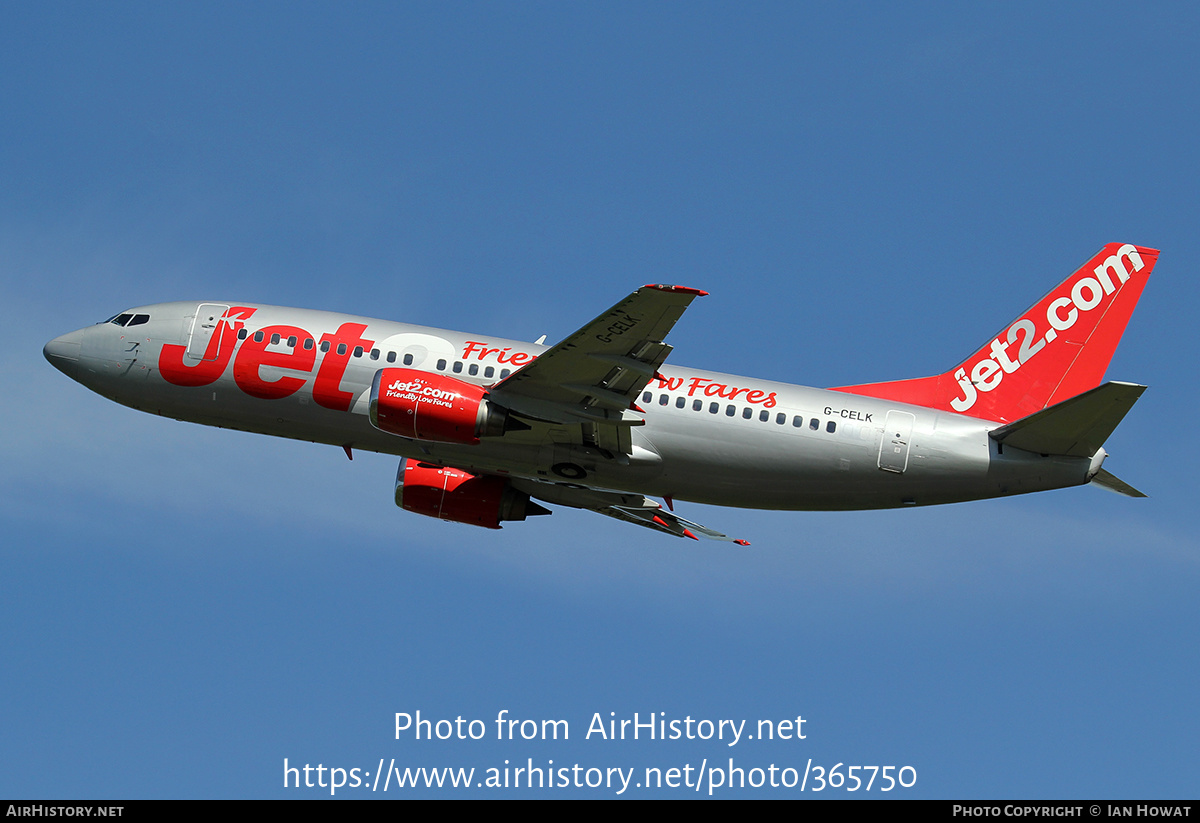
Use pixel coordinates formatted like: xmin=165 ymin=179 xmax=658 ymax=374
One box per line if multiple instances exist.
xmin=44 ymin=300 xmax=1096 ymax=513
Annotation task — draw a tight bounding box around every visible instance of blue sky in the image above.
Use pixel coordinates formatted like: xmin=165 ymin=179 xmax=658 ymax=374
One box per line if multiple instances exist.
xmin=2 ymin=3 xmax=1197 ymax=798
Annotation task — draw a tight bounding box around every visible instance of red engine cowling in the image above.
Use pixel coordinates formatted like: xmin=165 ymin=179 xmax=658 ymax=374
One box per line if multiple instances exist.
xmin=369 ymin=368 xmax=508 ymax=444
xmin=395 ymin=459 xmax=550 ymax=529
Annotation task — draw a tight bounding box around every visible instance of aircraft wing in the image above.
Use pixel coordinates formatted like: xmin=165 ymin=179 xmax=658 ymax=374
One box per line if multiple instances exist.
xmin=595 ymin=505 xmax=748 ymax=543
xmin=509 ymin=478 xmax=750 ymax=544
xmin=486 ymin=285 xmax=707 ymax=443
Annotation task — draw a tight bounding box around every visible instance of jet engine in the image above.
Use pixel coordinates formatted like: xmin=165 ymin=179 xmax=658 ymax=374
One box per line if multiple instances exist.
xmin=395 ymin=459 xmax=551 ymax=529
xmin=369 ymin=368 xmax=512 ymax=444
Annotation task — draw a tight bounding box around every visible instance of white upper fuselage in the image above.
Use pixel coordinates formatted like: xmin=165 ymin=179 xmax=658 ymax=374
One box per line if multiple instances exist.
xmin=44 ymin=300 xmax=1096 ymax=512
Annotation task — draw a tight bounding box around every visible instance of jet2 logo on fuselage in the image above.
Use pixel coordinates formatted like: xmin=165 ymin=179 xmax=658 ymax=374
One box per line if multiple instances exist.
xmin=159 ymin=310 xmax=375 ymax=412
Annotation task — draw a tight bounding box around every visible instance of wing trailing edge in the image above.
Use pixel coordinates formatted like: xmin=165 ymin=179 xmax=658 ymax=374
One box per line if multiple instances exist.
xmin=510 ymin=478 xmax=750 ymax=544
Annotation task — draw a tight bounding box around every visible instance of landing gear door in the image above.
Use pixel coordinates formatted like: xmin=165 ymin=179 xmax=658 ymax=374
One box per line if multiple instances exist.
xmin=186 ymin=303 xmax=230 ymax=361
xmin=878 ymin=410 xmax=916 ymax=473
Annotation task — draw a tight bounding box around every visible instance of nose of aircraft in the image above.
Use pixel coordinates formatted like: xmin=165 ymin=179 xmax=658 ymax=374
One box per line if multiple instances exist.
xmin=43 ymin=328 xmax=86 ymax=373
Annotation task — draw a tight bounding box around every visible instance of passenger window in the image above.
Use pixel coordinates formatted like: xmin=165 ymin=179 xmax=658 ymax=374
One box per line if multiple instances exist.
xmin=809 ymin=418 xmax=819 ymax=431
xmin=726 ymin=405 xmax=735 ymax=417
xmin=320 ymin=341 xmax=330 ymax=353
xmin=484 ymin=366 xmax=494 ymax=378
xmin=387 ymin=351 xmax=396 ymax=363
xmin=353 ymin=346 xmax=363 ymax=357
xmin=469 ymin=364 xmax=479 ymax=376
xmin=452 ymin=361 xmax=463 ymax=373
xmin=659 ymin=394 xmax=668 ymax=406
xmin=437 ymin=359 xmax=447 ymax=371
xmin=710 ymin=403 xmax=719 ymax=414
xmin=403 ymin=353 xmax=413 ymax=366
xmin=742 ymin=407 xmax=752 ymax=419
xmin=238 ymin=329 xmax=248 ymax=340
xmin=370 ymin=348 xmax=379 ymax=361
xmin=643 ymin=392 xmax=652 ymax=403
xmin=271 ymin=333 xmax=281 ymax=345
xmin=304 ymin=339 xmax=314 ymax=350
xmin=793 ymin=416 xmax=803 ymax=427
xmin=827 ymin=421 xmax=836 ymax=433
xmin=500 ymin=369 xmax=511 ymax=378
xmin=336 ymin=343 xmax=347 ymax=355
xmin=759 ymin=410 xmax=769 ymax=422
xmin=776 ymin=413 xmax=785 ymax=424
xmin=693 ymin=399 xmax=702 ymax=411
xmin=287 ymin=336 xmax=297 ymax=347
xmin=254 ymin=331 xmax=264 ymax=343
xmin=676 ymin=397 xmax=685 ymax=409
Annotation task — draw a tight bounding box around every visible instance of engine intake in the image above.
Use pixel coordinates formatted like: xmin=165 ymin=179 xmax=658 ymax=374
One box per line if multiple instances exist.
xmin=395 ymin=459 xmax=550 ymax=529
xmin=369 ymin=368 xmax=510 ymax=444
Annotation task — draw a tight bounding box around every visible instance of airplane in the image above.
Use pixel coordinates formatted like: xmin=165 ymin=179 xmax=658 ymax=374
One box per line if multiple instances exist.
xmin=44 ymin=242 xmax=1156 ymax=543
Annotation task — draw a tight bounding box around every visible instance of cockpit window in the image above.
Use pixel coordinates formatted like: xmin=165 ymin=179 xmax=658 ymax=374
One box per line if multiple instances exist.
xmin=103 ymin=312 xmax=150 ymax=327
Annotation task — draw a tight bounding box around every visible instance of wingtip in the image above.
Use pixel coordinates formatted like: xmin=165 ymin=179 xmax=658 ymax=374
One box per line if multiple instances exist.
xmin=643 ymin=284 xmax=709 ymax=297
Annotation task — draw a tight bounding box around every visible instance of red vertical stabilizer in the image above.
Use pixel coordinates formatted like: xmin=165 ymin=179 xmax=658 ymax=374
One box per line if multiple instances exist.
xmin=831 ymin=244 xmax=1158 ymax=424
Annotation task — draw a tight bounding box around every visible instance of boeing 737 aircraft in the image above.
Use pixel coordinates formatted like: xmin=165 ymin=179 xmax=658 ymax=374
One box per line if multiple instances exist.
xmin=44 ymin=243 xmax=1156 ymax=543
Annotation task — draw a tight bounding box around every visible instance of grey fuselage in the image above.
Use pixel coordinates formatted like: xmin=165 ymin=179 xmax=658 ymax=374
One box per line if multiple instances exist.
xmin=44 ymin=301 xmax=1100 ymax=511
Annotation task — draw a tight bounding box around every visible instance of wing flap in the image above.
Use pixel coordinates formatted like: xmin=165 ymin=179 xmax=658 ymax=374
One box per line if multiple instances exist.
xmin=510 ymin=478 xmax=749 ymax=543
xmin=597 ymin=505 xmax=722 ymax=541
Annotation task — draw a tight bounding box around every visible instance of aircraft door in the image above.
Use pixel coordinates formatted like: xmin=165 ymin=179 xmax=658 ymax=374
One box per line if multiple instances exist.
xmin=185 ymin=304 xmax=230 ymax=361
xmin=878 ymin=410 xmax=916 ymax=473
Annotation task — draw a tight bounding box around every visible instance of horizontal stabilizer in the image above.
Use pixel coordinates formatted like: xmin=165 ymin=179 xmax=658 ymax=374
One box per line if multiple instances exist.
xmin=1089 ymin=468 xmax=1147 ymax=498
xmin=989 ymin=381 xmax=1145 ymax=457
